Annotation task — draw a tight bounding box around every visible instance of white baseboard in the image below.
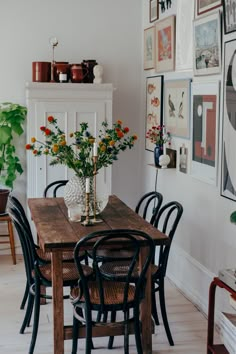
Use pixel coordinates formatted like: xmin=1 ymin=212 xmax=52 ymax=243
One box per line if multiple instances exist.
xmin=167 ymin=243 xmax=218 ymax=319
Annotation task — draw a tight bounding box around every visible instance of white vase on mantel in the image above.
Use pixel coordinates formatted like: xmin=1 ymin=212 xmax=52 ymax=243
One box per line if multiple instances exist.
xmin=159 ymin=154 xmax=170 ymax=169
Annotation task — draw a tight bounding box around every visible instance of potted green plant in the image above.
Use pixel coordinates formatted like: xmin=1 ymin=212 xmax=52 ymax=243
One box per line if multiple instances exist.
xmin=0 ymin=102 xmax=27 ymax=213
xmin=230 ymin=211 xmax=236 ymax=225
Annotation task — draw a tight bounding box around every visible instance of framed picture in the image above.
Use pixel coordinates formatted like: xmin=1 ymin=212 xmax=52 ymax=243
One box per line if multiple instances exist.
xmin=221 ymin=39 xmax=236 ymax=201
xmin=150 ymin=0 xmax=159 ymax=23
xmin=179 ymin=144 xmax=188 ymax=174
xmin=193 ymin=11 xmax=221 ymax=76
xmin=145 ymin=75 xmax=164 ymax=152
xmin=144 ymin=26 xmax=155 ymax=70
xmin=155 ymin=15 xmax=175 ymax=73
xmin=196 ymin=0 xmax=222 ymax=16
xmin=190 ymin=81 xmax=220 ymax=185
xmin=223 ymin=0 xmax=236 ymax=34
xmin=164 ymin=79 xmax=191 ymax=138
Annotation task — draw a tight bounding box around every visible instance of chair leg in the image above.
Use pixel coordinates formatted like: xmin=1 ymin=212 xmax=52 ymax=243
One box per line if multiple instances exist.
xmin=124 ymin=311 xmax=129 ymax=354
xmin=20 ymin=292 xmax=34 ymax=334
xmin=134 ymin=306 xmax=143 ymax=354
xmin=20 ymin=282 xmax=29 ymax=310
xmin=85 ymin=307 xmax=92 ymax=354
xmin=108 ymin=310 xmax=116 ymax=349
xmin=72 ymin=314 xmax=79 ymax=354
xmin=151 ymin=281 xmax=160 ymax=326
xmin=29 ymin=280 xmax=41 ymax=354
xmin=159 ymin=280 xmax=174 ymax=346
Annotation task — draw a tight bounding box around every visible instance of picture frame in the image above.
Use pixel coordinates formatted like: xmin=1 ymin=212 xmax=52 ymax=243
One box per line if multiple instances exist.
xmin=221 ymin=39 xmax=236 ymax=201
xmin=155 ymin=15 xmax=175 ymax=73
xmin=196 ymin=0 xmax=222 ymax=16
xmin=145 ymin=75 xmax=164 ymax=152
xmin=223 ymin=0 xmax=236 ymax=34
xmin=164 ymin=79 xmax=191 ymax=138
xmin=179 ymin=144 xmax=188 ymax=174
xmin=193 ymin=11 xmax=221 ymax=76
xmin=144 ymin=26 xmax=155 ymax=70
xmin=150 ymin=0 xmax=159 ymax=23
xmin=190 ymin=81 xmax=220 ymax=185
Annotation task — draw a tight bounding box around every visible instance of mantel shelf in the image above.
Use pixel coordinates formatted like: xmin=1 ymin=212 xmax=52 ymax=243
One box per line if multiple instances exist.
xmin=148 ymin=164 xmax=176 ymax=169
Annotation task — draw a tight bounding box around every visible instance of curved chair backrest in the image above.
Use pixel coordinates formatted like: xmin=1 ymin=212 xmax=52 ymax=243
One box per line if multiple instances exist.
xmin=43 ymin=180 xmax=68 ymax=198
xmin=135 ymin=191 xmax=163 ymax=225
xmin=153 ymin=201 xmax=183 ymax=277
xmin=74 ymin=229 xmax=155 ymax=311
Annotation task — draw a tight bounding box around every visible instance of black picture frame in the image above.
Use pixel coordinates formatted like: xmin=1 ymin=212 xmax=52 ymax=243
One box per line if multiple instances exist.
xmin=150 ymin=0 xmax=159 ymax=23
xmin=223 ymin=0 xmax=236 ymax=34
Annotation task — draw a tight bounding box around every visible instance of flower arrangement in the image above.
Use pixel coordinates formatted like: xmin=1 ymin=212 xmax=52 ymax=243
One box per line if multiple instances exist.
xmin=146 ymin=125 xmax=171 ymax=146
xmin=26 ymin=116 xmax=137 ymax=177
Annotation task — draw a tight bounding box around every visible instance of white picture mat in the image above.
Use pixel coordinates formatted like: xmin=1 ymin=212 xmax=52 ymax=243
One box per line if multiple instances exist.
xmin=190 ymin=81 xmax=220 ymax=185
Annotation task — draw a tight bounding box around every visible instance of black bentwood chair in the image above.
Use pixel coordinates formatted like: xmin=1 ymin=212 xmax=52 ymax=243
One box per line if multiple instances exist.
xmin=70 ymin=229 xmax=155 ymax=354
xmin=8 ymin=204 xmax=92 ymax=354
xmin=43 ymin=179 xmax=68 ymax=197
xmin=151 ymin=201 xmax=183 ymax=346
xmin=135 ymin=191 xmax=163 ymax=225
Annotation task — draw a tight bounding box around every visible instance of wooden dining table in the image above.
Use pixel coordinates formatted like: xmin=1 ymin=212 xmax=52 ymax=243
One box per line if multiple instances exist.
xmin=28 ymin=194 xmax=170 ymax=354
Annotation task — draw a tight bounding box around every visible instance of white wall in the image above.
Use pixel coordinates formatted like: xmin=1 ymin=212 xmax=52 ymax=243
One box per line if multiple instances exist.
xmin=0 ymin=0 xmax=142 ymax=252
xmin=141 ymin=0 xmax=236 ymax=318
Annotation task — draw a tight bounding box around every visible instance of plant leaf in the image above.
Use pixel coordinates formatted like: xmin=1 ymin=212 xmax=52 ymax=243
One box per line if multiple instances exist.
xmin=230 ymin=211 xmax=236 ymax=224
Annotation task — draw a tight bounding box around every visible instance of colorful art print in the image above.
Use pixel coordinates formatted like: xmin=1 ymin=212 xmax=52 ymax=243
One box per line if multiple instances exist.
xmin=197 ymin=0 xmax=222 ymax=16
xmin=144 ymin=26 xmax=155 ymax=70
xmin=179 ymin=145 xmax=188 ymax=173
xmin=145 ymin=75 xmax=164 ymax=152
xmin=223 ymin=0 xmax=236 ymax=34
xmin=155 ymin=15 xmax=175 ymax=73
xmin=191 ymin=81 xmax=219 ymax=185
xmin=164 ymin=79 xmax=191 ymax=138
xmin=193 ymin=12 xmax=221 ymax=76
xmin=221 ymin=40 xmax=236 ymax=201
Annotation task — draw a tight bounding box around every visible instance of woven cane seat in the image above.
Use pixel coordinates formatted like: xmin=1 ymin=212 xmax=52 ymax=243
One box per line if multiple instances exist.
xmin=36 ymin=248 xmax=76 ymax=262
xmin=33 ymin=263 xmax=93 ymax=282
xmin=100 ymin=260 xmax=158 ymax=278
xmin=71 ymin=281 xmax=135 ymax=305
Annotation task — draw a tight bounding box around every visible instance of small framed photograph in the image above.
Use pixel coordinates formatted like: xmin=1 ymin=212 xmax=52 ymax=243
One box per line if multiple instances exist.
xmin=164 ymin=78 xmax=191 ymax=138
xmin=150 ymin=0 xmax=159 ymax=23
xmin=223 ymin=0 xmax=236 ymax=34
xmin=193 ymin=11 xmax=221 ymax=76
xmin=196 ymin=0 xmax=222 ymax=16
xmin=155 ymin=15 xmax=176 ymax=73
xmin=144 ymin=26 xmax=155 ymax=70
xmin=145 ymin=75 xmax=164 ymax=152
xmin=190 ymin=81 xmax=220 ymax=185
xmin=221 ymin=39 xmax=236 ymax=201
xmin=179 ymin=144 xmax=188 ymax=174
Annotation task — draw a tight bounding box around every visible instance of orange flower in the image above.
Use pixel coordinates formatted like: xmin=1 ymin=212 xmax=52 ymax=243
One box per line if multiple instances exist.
xmin=100 ymin=145 xmax=106 ymax=152
xmin=52 ymin=144 xmax=59 ymax=153
xmin=88 ymin=137 xmax=95 ymax=144
xmin=109 ymin=140 xmax=115 ymax=146
xmin=31 ymin=137 xmax=36 ymax=143
xmin=59 ymin=140 xmax=66 ymax=146
xmin=45 ymin=128 xmax=51 ymax=136
xmin=48 ymin=116 xmax=55 ymax=123
xmin=117 ymin=120 xmax=123 ymax=125
xmin=25 ymin=144 xmax=32 ymax=150
xmin=117 ymin=131 xmax=124 ymax=138
xmin=133 ymin=134 xmax=138 ymax=140
xmin=69 ymin=133 xmax=74 ymax=137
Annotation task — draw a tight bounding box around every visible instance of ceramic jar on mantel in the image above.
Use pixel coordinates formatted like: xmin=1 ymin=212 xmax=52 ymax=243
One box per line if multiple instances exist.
xmin=154 ymin=144 xmax=163 ymax=168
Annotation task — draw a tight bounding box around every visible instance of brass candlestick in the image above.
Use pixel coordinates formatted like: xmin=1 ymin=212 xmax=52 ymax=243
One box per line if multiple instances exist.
xmin=81 ymin=192 xmax=94 ymax=226
xmin=91 ymin=156 xmax=103 ymax=223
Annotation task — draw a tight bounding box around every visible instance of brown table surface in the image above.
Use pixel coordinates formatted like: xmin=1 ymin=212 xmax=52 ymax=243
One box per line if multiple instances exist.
xmin=28 ymin=195 xmax=170 ymax=354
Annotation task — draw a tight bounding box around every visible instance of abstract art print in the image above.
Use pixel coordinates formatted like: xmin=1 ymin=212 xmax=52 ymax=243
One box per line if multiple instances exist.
xmin=221 ymin=39 xmax=236 ymax=201
xmin=155 ymin=15 xmax=175 ymax=73
xmin=145 ymin=75 xmax=163 ymax=151
xmin=191 ymin=81 xmax=220 ymax=185
xmin=193 ymin=11 xmax=221 ymax=76
xmin=164 ymin=79 xmax=191 ymax=138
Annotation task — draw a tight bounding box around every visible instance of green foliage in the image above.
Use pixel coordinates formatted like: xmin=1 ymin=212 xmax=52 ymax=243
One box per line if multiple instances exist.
xmin=0 ymin=102 xmax=27 ymax=189
xmin=230 ymin=211 xmax=236 ymax=225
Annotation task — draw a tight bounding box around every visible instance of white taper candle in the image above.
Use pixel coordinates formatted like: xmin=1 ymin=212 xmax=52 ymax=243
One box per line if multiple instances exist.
xmin=85 ymin=177 xmax=90 ymax=193
xmin=93 ymin=142 xmax=98 ymax=156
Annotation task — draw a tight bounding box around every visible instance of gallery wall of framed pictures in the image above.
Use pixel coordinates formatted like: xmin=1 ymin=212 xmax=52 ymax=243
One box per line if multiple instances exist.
xmin=143 ymin=0 xmax=236 ymax=202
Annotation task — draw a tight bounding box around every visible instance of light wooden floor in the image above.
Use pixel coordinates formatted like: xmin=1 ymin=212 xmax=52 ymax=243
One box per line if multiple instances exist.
xmin=0 ymin=255 xmax=219 ymax=354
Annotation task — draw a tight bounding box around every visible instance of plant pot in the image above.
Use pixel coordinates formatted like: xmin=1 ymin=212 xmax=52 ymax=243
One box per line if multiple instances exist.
xmin=0 ymin=189 xmax=10 ymax=214
xmin=154 ymin=145 xmax=163 ymax=167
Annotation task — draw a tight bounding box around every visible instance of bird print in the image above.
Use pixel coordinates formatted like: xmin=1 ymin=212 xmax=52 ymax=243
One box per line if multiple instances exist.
xmin=178 ymin=91 xmax=184 ymax=119
xmin=168 ymin=94 xmax=175 ymax=117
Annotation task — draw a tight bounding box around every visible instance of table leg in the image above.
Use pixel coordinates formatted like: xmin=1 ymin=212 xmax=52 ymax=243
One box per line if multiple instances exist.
xmin=140 ymin=247 xmax=152 ymax=354
xmin=207 ymin=279 xmax=217 ymax=354
xmin=51 ymin=250 xmax=64 ymax=354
